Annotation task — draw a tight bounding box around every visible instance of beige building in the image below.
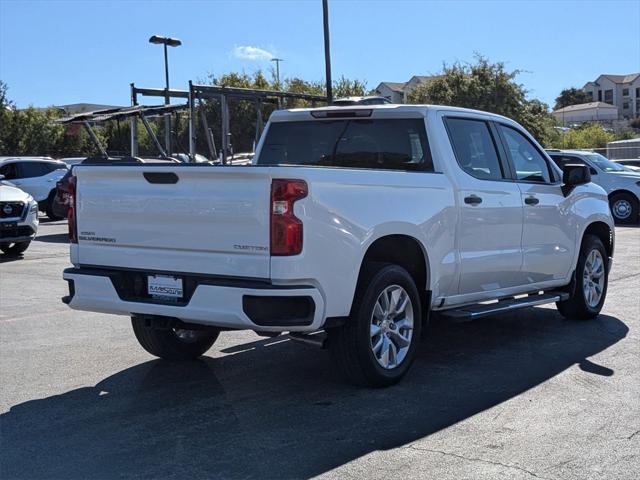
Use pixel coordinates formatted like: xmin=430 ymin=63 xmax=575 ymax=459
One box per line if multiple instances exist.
xmin=583 ymin=73 xmax=640 ymax=119
xmin=552 ymin=102 xmax=619 ymax=125
xmin=374 ymin=76 xmax=436 ymax=103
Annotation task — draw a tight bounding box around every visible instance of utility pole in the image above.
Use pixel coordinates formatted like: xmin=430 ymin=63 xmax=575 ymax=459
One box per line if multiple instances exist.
xmin=322 ymin=0 xmax=333 ymax=104
xmin=271 ymin=58 xmax=284 ymax=88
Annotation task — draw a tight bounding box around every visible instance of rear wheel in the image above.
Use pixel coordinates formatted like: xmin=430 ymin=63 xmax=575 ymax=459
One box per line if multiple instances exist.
xmin=131 ymin=316 xmax=220 ymax=360
xmin=44 ymin=191 xmax=65 ymax=221
xmin=328 ymin=264 xmax=422 ymax=387
xmin=609 ymin=192 xmax=638 ymax=224
xmin=557 ymin=234 xmax=608 ymax=320
xmin=0 ymin=241 xmax=31 ymax=255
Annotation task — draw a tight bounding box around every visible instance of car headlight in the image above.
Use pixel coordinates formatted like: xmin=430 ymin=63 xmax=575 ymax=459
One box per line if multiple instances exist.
xmin=30 ymin=201 xmax=38 ymax=213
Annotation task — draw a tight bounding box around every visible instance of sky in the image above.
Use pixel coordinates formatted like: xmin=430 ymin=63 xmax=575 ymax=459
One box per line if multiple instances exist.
xmin=1 ymin=0 xmax=639 ymax=109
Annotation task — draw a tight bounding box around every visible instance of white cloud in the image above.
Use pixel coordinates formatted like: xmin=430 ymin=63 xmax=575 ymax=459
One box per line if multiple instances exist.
xmin=232 ymin=45 xmax=275 ymax=61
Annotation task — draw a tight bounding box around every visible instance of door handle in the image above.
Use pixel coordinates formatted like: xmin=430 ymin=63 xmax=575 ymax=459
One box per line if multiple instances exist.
xmin=524 ymin=196 xmax=539 ymax=206
xmin=464 ymin=195 xmax=483 ymax=205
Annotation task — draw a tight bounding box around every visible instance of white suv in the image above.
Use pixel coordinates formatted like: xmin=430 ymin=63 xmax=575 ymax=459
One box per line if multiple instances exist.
xmin=547 ymin=150 xmax=640 ymax=224
xmin=0 ymin=158 xmax=68 ymax=220
xmin=0 ymin=180 xmax=39 ymax=255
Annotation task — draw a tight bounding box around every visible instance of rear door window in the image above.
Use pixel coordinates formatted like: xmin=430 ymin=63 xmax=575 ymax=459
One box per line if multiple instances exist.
xmin=17 ymin=162 xmax=50 ymax=178
xmin=445 ymin=118 xmax=505 ymax=180
xmin=257 ymin=118 xmax=433 ymax=171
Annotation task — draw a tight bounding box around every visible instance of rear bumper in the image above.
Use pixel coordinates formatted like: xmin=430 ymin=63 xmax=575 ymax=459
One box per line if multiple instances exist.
xmin=62 ymin=267 xmax=326 ymax=332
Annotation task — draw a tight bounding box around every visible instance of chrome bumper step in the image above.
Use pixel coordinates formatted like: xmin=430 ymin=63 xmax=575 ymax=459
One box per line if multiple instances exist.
xmin=440 ymin=291 xmax=570 ymax=322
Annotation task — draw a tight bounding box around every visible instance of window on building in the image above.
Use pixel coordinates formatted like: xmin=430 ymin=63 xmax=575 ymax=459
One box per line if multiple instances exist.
xmin=636 ymin=87 xmax=640 ymax=97
xmin=623 ymin=102 xmax=630 ymax=109
xmin=604 ymin=89 xmax=613 ymax=103
xmin=622 ymin=88 xmax=629 ymax=96
xmin=598 ymin=90 xmax=602 ymax=101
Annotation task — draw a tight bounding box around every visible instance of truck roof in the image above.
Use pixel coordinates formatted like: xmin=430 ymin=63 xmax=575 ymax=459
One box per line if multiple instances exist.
xmin=270 ymin=103 xmax=516 ymax=124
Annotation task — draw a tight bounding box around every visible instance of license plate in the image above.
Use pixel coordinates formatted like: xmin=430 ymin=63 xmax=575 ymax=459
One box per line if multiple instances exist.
xmin=147 ymin=275 xmax=183 ymax=299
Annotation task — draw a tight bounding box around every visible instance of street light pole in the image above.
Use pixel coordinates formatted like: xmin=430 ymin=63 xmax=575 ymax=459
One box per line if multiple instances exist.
xmin=271 ymin=57 xmax=284 ymax=109
xmin=163 ymin=43 xmax=170 ymax=154
xmin=322 ymin=0 xmax=333 ymax=104
xmin=149 ymin=35 xmax=182 ymax=155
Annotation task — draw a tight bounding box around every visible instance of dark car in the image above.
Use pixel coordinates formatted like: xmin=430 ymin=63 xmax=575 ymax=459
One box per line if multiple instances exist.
xmin=51 ymin=156 xmax=146 ymax=219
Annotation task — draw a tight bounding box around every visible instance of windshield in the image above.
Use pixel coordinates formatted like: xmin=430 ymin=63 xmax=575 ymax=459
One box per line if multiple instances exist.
xmin=256 ymin=119 xmax=433 ymax=171
xmin=585 ymin=153 xmax=632 ymax=172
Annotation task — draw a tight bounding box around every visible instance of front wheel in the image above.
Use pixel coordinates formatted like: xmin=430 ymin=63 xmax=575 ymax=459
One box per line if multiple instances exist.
xmin=556 ymin=234 xmax=608 ymax=320
xmin=609 ymin=193 xmax=638 ymax=224
xmin=328 ymin=264 xmax=422 ymax=387
xmin=131 ymin=316 xmax=220 ymax=360
xmin=0 ymin=241 xmax=31 ymax=255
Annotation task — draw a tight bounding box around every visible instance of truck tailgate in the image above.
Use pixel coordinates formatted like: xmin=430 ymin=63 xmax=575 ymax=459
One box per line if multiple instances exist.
xmin=74 ymin=165 xmax=272 ymax=278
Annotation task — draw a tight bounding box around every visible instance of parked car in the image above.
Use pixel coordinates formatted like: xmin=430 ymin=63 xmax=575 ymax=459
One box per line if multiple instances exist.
xmin=615 ymin=159 xmax=640 ymax=172
xmin=171 ymin=153 xmax=211 ymax=163
xmin=0 ymin=157 xmax=68 ymax=220
xmin=0 ymin=177 xmax=39 ymax=255
xmin=546 ymin=150 xmax=640 ymax=224
xmin=63 ymin=105 xmax=615 ymax=387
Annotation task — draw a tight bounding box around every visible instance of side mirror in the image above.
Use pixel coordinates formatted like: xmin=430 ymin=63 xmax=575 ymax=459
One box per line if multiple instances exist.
xmin=590 ymin=167 xmax=598 ymax=175
xmin=562 ymin=164 xmax=591 ymax=196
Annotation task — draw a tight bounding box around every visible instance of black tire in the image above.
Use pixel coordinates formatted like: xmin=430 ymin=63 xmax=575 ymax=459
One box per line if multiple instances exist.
xmin=0 ymin=241 xmax=31 ymax=255
xmin=609 ymin=192 xmax=638 ymax=224
xmin=131 ymin=316 xmax=220 ymax=360
xmin=328 ymin=263 xmax=422 ymax=387
xmin=556 ymin=234 xmax=608 ymax=320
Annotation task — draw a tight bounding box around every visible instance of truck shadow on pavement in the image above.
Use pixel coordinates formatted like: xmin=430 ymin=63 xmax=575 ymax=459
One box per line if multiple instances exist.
xmin=0 ymin=309 xmax=628 ymax=479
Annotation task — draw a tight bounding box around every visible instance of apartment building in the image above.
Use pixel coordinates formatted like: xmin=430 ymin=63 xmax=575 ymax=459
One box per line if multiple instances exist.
xmin=583 ymin=73 xmax=640 ymax=119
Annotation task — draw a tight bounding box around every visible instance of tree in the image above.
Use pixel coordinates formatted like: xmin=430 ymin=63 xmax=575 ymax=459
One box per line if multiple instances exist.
xmin=407 ymin=55 xmax=554 ymax=144
xmin=333 ymin=76 xmax=368 ymax=99
xmin=554 ymin=88 xmax=590 ymax=110
xmin=559 ymin=123 xmax=615 ymax=149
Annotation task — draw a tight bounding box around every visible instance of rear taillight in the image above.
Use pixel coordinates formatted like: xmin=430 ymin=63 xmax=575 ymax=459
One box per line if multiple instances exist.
xmin=270 ymin=179 xmax=307 ymax=256
xmin=68 ymin=176 xmax=77 ymax=243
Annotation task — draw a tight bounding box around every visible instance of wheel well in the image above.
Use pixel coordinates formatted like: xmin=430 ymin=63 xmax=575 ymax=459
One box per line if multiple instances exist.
xmin=584 ymin=222 xmax=613 ymax=258
xmin=358 ymin=235 xmax=428 ymax=293
xmin=608 ymin=190 xmax=638 ymax=203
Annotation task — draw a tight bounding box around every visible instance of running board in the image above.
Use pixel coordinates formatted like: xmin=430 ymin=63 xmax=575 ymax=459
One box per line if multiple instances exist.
xmin=440 ymin=291 xmax=570 ymax=322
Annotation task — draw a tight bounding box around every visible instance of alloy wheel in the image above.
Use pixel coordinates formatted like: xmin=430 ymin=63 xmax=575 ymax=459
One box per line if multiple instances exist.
xmin=369 ymin=285 xmax=414 ymax=369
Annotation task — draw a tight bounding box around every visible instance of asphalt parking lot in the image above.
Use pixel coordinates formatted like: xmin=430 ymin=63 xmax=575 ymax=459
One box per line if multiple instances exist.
xmin=1 ymin=219 xmax=638 ymax=480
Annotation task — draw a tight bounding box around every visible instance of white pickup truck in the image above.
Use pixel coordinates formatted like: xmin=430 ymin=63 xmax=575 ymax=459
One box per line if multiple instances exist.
xmin=63 ymin=105 xmax=615 ymax=386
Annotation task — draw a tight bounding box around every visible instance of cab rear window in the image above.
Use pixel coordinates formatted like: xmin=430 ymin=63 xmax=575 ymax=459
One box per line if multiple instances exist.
xmin=256 ymin=119 xmax=433 ymax=171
